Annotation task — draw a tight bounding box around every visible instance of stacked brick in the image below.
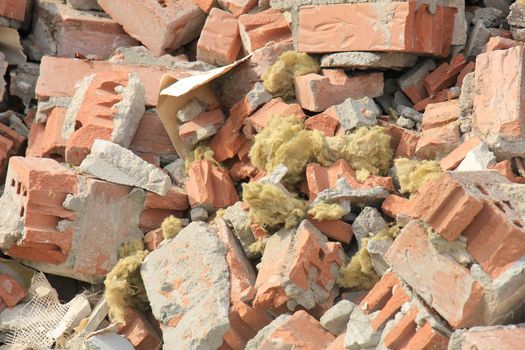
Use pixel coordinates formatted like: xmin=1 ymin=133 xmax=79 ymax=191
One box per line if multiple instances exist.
xmin=0 ymin=0 xmax=525 ymax=349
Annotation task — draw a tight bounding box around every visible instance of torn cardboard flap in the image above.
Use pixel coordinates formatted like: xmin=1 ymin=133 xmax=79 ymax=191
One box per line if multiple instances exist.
xmin=157 ymin=54 xmax=252 ymax=160
xmin=0 ymin=27 xmax=26 ymax=65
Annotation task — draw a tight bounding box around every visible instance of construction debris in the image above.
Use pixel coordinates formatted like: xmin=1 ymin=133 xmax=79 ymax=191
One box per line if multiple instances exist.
xmin=0 ymin=1 xmax=525 ymax=349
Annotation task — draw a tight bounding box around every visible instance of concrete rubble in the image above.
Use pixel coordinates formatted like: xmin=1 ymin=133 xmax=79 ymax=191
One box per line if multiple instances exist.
xmin=0 ymin=1 xmax=524 ymax=349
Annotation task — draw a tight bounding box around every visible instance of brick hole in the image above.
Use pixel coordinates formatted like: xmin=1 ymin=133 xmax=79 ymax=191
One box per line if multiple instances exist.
xmin=19 ymin=206 xmax=24 ymax=217
xmin=503 ymin=200 xmax=514 ymax=210
xmin=23 ymin=190 xmax=27 ymax=197
xmin=74 ymin=120 xmax=83 ymax=131
xmin=10 ymin=179 xmax=15 ymax=187
xmin=514 ymin=220 xmax=523 ymax=229
xmin=158 ymin=0 xmax=167 ymax=7
xmin=16 ymin=182 xmax=21 ymax=195
xmin=475 ymin=183 xmax=489 ymax=196
xmin=318 ymin=249 xmax=326 ymax=260
xmin=494 ymin=202 xmax=505 ymax=213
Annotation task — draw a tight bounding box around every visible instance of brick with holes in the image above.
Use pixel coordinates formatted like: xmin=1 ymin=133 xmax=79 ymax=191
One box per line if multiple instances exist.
xmin=0 ymin=156 xmax=147 ymax=283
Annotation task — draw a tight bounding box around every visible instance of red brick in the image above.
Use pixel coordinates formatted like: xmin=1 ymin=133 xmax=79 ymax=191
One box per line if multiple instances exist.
xmin=456 ymin=61 xmax=475 ymax=87
xmin=305 ymin=112 xmax=339 ymax=136
xmin=490 ymin=160 xmax=525 ymax=184
xmin=229 ymin=158 xmax=258 ymax=182
xmin=139 ymin=186 xmax=189 ymax=232
xmin=385 ymin=221 xmax=485 ymax=329
xmin=243 ymin=98 xmax=306 ymax=137
xmin=485 ymin=36 xmax=523 ymax=53
xmin=383 ymin=307 xmax=419 ymax=349
xmin=238 ymin=9 xmax=291 ymax=53
xmin=298 ymin=2 xmax=456 ymax=56
xmin=439 ymin=136 xmax=482 ymax=171
xmin=415 ymin=123 xmax=460 ymax=159
xmin=384 ymin=123 xmax=420 ymax=159
xmin=220 ymin=0 xmax=257 ymax=17
xmin=413 ymin=88 xmax=452 ymax=111
xmin=178 ymin=109 xmax=225 ymax=145
xmin=381 ymin=194 xmax=411 ymax=218
xmin=215 ymin=218 xmax=272 ymax=349
xmin=97 ymin=0 xmax=205 ymax=56
xmin=35 ymin=56 xmax=190 ymax=106
xmin=424 ymin=55 xmax=467 ymax=95
xmin=118 ymin=309 xmax=161 ymax=350
xmin=472 ymin=46 xmax=525 ymax=156
xmin=0 ymin=0 xmax=27 ymax=21
xmin=197 ymin=8 xmax=241 ymax=66
xmin=306 ymin=160 xmax=394 ymax=200
xmin=143 ymin=228 xmax=164 ymax=252
xmin=191 ymin=0 xmax=215 ymax=13
xmin=26 ymin=107 xmax=67 ymax=160
xmin=459 ymin=325 xmax=525 ymax=350
xmin=309 ymin=217 xmax=353 ymax=244
xmin=129 ymin=112 xmax=175 ymax=162
xmin=185 ymin=160 xmax=239 ymax=209
xmin=421 ymin=100 xmax=460 ymax=131
xmin=295 ymin=70 xmax=383 ymax=112
xmin=0 ymin=274 xmax=27 ymax=307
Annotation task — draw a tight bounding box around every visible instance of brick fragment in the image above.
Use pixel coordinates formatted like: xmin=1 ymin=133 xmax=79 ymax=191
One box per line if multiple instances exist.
xmin=245 ymin=311 xmax=335 ymax=350
xmin=424 ymin=55 xmax=467 ymax=95
xmin=143 ymin=228 xmax=164 ymax=252
xmin=456 ymin=61 xmax=475 ymax=87
xmin=0 ymin=0 xmax=27 ymax=22
xmin=35 ymin=56 xmax=190 ymax=107
xmin=26 ymin=107 xmax=67 ymax=160
xmin=304 ymin=112 xmax=339 ymax=136
xmin=384 ymin=123 xmax=420 ymax=159
xmin=185 ymin=160 xmax=239 ymax=209
xmin=485 ymin=36 xmax=523 ymax=52
xmin=0 ymin=274 xmax=27 ymax=307
xmin=63 ymin=70 xmax=145 ymax=165
xmin=117 ymin=309 xmax=162 ymax=350
xmin=490 ymin=160 xmax=525 ymax=184
xmin=298 ymin=2 xmax=456 ymax=56
xmin=450 ymin=324 xmax=525 ymax=350
xmin=415 ymin=123 xmax=461 ymax=159
xmin=178 ymin=109 xmax=225 ymax=145
xmin=295 ymin=70 xmax=383 ymax=112
xmin=472 ymin=46 xmax=525 ymax=157
xmin=219 ymin=0 xmax=257 ymax=17
xmin=381 ymin=195 xmax=411 ymax=218
xmin=253 ymin=220 xmax=343 ymax=313
xmin=421 ymin=99 xmax=460 ymax=131
xmin=399 ymin=59 xmax=436 ymax=104
xmin=129 ymin=112 xmax=175 ymax=164
xmin=309 ymin=217 xmax=353 ymax=244
xmin=97 ymin=0 xmax=206 ymax=56
xmin=26 ymin=0 xmax=138 ymax=60
xmin=306 ymin=160 xmax=394 ymax=200
xmin=140 ymin=186 xmax=189 ymax=232
xmin=439 ymin=135 xmax=482 ymax=171
xmin=197 ymin=8 xmax=241 ymax=66
xmin=238 ymin=9 xmax=291 ymax=53
xmin=243 ymin=98 xmax=305 ymax=137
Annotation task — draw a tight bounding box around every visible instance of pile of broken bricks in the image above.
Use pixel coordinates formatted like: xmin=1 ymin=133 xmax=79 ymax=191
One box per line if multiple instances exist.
xmin=1 ymin=0 xmax=525 ymax=349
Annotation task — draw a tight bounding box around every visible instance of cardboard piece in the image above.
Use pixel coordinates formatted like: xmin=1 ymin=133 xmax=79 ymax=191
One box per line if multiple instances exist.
xmin=0 ymin=27 xmax=26 ymax=65
xmin=157 ymin=55 xmax=251 ymax=160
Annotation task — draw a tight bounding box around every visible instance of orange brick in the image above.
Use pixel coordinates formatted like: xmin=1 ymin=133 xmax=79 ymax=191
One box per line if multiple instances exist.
xmin=185 ymin=160 xmax=239 ymax=209
xmin=381 ymin=194 xmax=411 ymax=218
xmin=456 ymin=61 xmax=475 ymax=87
xmin=0 ymin=0 xmax=27 ymax=21
xmin=26 ymin=107 xmax=67 ymax=160
xmin=309 ymin=217 xmax=353 ymax=244
xmin=238 ymin=9 xmax=291 ymax=53
xmin=298 ymin=2 xmax=455 ymax=56
xmin=178 ymin=109 xmax=225 ymax=145
xmin=143 ymin=228 xmax=164 ymax=252
xmin=118 ymin=309 xmax=161 ymax=350
xmin=197 ymin=8 xmax=241 ymax=66
xmin=490 ymin=160 xmax=525 ymax=184
xmin=439 ymin=136 xmax=482 ymax=171
xmin=383 ymin=307 xmax=418 ymax=349
xmin=305 ymin=112 xmax=339 ymax=136
xmin=306 ymin=160 xmax=394 ymax=200
xmin=421 ymin=100 xmax=460 ymax=131
xmin=219 ymin=0 xmax=257 ymax=17
xmin=243 ymin=98 xmax=306 ymax=137
xmin=0 ymin=274 xmax=27 ymax=307
xmin=485 ymin=36 xmax=523 ymax=53
xmin=415 ymin=123 xmax=460 ymax=159
xmin=129 ymin=112 xmax=175 ymax=161
xmin=424 ymin=55 xmax=466 ymax=95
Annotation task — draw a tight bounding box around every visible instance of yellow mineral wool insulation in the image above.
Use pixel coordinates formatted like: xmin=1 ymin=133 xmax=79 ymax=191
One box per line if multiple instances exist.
xmin=104 ymin=249 xmax=149 ymax=324
xmin=161 ymin=215 xmax=183 ymax=239
xmin=247 ymin=238 xmax=266 ymax=256
xmin=337 ymin=239 xmax=380 ymax=290
xmin=308 ymin=202 xmax=346 ymax=221
xmin=263 ymin=51 xmax=320 ymax=99
xmin=242 ymin=182 xmax=308 ymax=229
xmin=118 ymin=239 xmax=145 ymax=259
xmin=372 ymin=223 xmax=401 ymax=241
xmin=395 ymin=158 xmax=442 ymax=194
xmin=184 ymin=144 xmax=220 ymax=171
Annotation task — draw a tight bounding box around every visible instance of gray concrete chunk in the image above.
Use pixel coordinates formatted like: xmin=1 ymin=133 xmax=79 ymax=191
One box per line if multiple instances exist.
xmin=141 ymin=222 xmax=230 ymax=350
xmin=345 ymin=307 xmax=381 ymax=350
xmin=79 ymin=139 xmax=172 ymax=195
xmin=321 ymin=52 xmax=417 ymax=70
xmin=177 ymin=98 xmax=207 ymax=123
xmin=352 ymin=207 xmax=388 ymax=248
xmin=320 ymin=300 xmax=356 ymax=335
xmin=335 ymin=97 xmax=381 ymax=132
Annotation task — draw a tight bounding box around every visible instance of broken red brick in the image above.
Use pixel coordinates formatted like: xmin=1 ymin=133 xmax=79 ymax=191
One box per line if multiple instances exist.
xmin=306 ymin=159 xmax=394 ymax=200
xmin=243 ymin=98 xmax=306 ymax=137
xmin=220 ymin=0 xmax=257 ymax=17
xmin=238 ymin=9 xmax=291 ymax=53
xmin=383 ymin=123 xmax=420 ymax=159
xmin=178 ymin=109 xmax=225 ymax=145
xmin=413 ymin=88 xmax=452 ymax=111
xmin=0 ymin=274 xmax=27 ymax=307
xmin=36 ymin=56 xmax=190 ymax=106
xmin=197 ymin=8 xmax=241 ymax=66
xmin=421 ymin=99 xmax=460 ymax=131
xmin=229 ymin=158 xmax=258 ymax=182
xmin=97 ymin=0 xmax=206 ymax=56
xmin=295 ymin=70 xmax=384 ymax=112
xmin=129 ymin=112 xmax=175 ymax=166
xmin=490 ymin=160 xmax=525 ymax=184
xmin=140 ymin=186 xmax=189 ymax=232
xmin=485 ymin=36 xmax=523 ymax=53
xmin=185 ymin=160 xmax=239 ymax=209
xmin=456 ymin=61 xmax=475 ymax=87
xmin=424 ymin=55 xmax=467 ymax=96
xmin=439 ymin=135 xmax=482 ymax=171
xmin=457 ymin=325 xmax=525 ymax=350
xmin=0 ymin=0 xmax=27 ymax=21
xmin=415 ymin=122 xmax=461 ymax=159
xmin=143 ymin=228 xmax=164 ymax=252
xmin=26 ymin=107 xmax=67 ymax=160
xmin=304 ymin=112 xmax=339 ymax=136
xmin=298 ymin=2 xmax=456 ymax=56
xmin=118 ymin=309 xmax=162 ymax=350
xmin=381 ymin=194 xmax=411 ymax=218
xmin=309 ymin=217 xmax=353 ymax=244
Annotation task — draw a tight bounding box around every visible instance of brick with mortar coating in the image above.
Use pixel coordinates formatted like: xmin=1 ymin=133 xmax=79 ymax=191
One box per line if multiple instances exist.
xmin=238 ymin=9 xmax=291 ymax=53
